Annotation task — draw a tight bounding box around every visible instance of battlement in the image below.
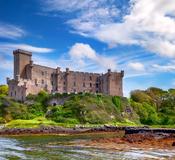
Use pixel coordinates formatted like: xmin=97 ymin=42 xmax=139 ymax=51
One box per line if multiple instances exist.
xmin=13 ymin=49 xmax=32 ymax=56
xmin=8 ymin=49 xmax=124 ymax=101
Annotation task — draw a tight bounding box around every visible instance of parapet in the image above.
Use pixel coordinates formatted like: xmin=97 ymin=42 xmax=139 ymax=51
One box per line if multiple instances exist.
xmin=13 ymin=49 xmax=32 ymax=56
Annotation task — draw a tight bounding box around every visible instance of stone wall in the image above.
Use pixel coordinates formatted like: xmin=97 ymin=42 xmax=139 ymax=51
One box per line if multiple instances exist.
xmin=13 ymin=49 xmax=32 ymax=80
xmin=7 ymin=49 xmax=124 ymax=101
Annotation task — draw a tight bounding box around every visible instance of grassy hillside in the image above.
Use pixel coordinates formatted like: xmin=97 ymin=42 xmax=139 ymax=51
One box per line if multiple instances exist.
xmin=0 ymin=85 xmax=175 ymax=128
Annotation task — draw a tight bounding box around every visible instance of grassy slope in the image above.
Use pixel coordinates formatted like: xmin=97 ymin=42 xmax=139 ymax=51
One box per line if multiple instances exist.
xmin=1 ymin=87 xmax=175 ymax=129
xmin=0 ymin=93 xmax=140 ymax=128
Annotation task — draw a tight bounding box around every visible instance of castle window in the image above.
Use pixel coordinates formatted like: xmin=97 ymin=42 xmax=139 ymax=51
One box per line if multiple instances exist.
xmin=89 ymin=76 xmax=92 ymax=80
xmin=96 ymin=83 xmax=99 ymax=88
xmin=74 ymin=82 xmax=76 ymax=86
xmin=15 ymin=91 xmax=16 ymax=96
xmin=83 ymin=82 xmax=85 ymax=87
xmin=42 ymin=71 xmax=44 ymax=76
xmin=90 ymin=83 xmax=92 ymax=87
xmin=64 ymin=81 xmax=66 ymax=85
xmin=35 ymin=79 xmax=37 ymax=85
xmin=42 ymin=79 xmax=44 ymax=84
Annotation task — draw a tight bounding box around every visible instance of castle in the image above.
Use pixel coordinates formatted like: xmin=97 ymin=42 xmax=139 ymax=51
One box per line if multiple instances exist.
xmin=7 ymin=49 xmax=124 ymax=101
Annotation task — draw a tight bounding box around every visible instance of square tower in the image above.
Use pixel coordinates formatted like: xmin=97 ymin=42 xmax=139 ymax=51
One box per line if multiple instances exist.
xmin=13 ymin=49 xmax=32 ymax=80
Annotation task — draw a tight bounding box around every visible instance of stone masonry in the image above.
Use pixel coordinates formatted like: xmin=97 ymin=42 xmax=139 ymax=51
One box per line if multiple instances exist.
xmin=7 ymin=49 xmax=124 ymax=101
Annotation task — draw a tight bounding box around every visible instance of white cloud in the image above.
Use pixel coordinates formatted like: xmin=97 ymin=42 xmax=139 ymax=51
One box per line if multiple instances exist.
xmin=95 ymin=0 xmax=175 ymax=57
xmin=43 ymin=0 xmax=175 ymax=58
xmin=152 ymin=63 xmax=175 ymax=72
xmin=43 ymin=0 xmax=119 ymax=35
xmin=142 ymin=40 xmax=175 ymax=58
xmin=69 ymin=43 xmax=117 ymax=70
xmin=0 ymin=43 xmax=54 ymax=54
xmin=0 ymin=23 xmax=25 ymax=39
xmin=128 ymin=62 xmax=145 ymax=71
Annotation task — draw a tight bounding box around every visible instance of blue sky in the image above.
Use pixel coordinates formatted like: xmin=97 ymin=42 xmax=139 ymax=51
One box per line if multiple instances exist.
xmin=1 ymin=0 xmax=175 ymax=97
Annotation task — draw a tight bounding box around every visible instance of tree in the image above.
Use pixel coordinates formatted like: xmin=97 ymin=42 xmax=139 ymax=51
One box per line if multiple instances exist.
xmin=130 ymin=90 xmax=153 ymax=105
xmin=0 ymin=85 xmax=8 ymax=96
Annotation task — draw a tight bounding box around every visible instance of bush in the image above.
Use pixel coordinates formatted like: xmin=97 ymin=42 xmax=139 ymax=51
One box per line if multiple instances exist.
xmin=112 ymin=96 xmax=121 ymax=109
xmin=0 ymin=85 xmax=8 ymax=96
xmin=47 ymin=105 xmax=79 ymax=124
xmin=131 ymin=100 xmax=159 ymax=125
xmin=28 ymin=102 xmax=45 ymax=117
xmin=131 ymin=90 xmax=153 ymax=105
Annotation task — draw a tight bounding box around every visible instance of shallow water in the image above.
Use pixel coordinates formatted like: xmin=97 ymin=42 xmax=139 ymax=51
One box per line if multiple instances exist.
xmin=0 ymin=133 xmax=175 ymax=160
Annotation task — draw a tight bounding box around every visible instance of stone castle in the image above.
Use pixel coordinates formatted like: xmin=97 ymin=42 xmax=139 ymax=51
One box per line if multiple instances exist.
xmin=7 ymin=49 xmax=124 ymax=101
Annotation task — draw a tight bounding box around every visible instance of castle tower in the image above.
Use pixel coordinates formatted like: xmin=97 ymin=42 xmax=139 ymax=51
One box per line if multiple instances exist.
xmin=13 ymin=49 xmax=32 ymax=80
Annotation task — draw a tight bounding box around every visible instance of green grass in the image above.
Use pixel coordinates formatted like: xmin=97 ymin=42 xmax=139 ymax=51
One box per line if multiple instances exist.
xmin=6 ymin=117 xmax=57 ymax=128
xmin=150 ymin=125 xmax=175 ymax=129
xmin=1 ymin=88 xmax=175 ymax=129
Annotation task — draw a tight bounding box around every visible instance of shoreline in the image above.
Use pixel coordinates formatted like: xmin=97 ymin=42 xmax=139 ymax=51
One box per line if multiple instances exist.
xmin=0 ymin=126 xmax=175 ymax=136
xmin=0 ymin=126 xmax=175 ymax=150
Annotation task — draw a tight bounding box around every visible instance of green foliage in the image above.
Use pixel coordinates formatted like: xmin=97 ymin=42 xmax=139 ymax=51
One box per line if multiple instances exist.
xmin=0 ymin=86 xmax=175 ymax=127
xmin=0 ymin=117 xmax=5 ymax=124
xmin=168 ymin=88 xmax=175 ymax=95
xmin=0 ymin=85 xmax=8 ymax=96
xmin=146 ymin=87 xmax=167 ymax=97
xmin=112 ymin=96 xmax=121 ymax=109
xmin=47 ymin=105 xmax=79 ymax=124
xmin=130 ymin=90 xmax=153 ymax=105
xmin=28 ymin=102 xmax=45 ymax=117
xmin=130 ymin=87 xmax=175 ymax=125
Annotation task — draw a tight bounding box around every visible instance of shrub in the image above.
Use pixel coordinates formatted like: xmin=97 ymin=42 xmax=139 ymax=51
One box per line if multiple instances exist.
xmin=0 ymin=85 xmax=8 ymax=96
xmin=112 ymin=96 xmax=121 ymax=109
xmin=28 ymin=102 xmax=45 ymax=117
xmin=131 ymin=90 xmax=153 ymax=105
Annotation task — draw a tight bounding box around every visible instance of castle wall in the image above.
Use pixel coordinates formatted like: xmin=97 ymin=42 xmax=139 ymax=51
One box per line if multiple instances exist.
xmin=100 ymin=73 xmax=109 ymax=94
xmin=7 ymin=49 xmax=124 ymax=101
xmin=30 ymin=64 xmax=56 ymax=93
xmin=108 ymin=72 xmax=124 ymax=96
xmin=65 ymin=70 xmax=100 ymax=93
xmin=13 ymin=50 xmax=32 ymax=80
xmin=7 ymin=79 xmax=27 ymax=101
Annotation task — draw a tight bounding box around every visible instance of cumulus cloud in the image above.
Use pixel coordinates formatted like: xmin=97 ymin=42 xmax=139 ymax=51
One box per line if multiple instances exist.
xmin=69 ymin=43 xmax=117 ymax=70
xmin=128 ymin=62 xmax=145 ymax=71
xmin=0 ymin=23 xmax=25 ymax=39
xmin=95 ymin=0 xmax=175 ymax=57
xmin=0 ymin=43 xmax=54 ymax=54
xmin=43 ymin=0 xmax=175 ymax=58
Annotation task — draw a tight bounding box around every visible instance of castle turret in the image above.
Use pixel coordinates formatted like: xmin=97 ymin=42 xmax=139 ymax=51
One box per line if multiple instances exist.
xmin=13 ymin=49 xmax=32 ymax=80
